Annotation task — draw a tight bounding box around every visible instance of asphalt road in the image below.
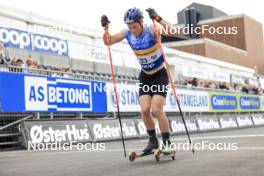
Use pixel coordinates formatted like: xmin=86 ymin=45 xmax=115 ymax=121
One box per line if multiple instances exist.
xmin=0 ymin=127 xmax=264 ymax=176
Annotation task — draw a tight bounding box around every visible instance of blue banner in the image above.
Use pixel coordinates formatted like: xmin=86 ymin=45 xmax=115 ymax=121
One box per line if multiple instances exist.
xmin=32 ymin=33 xmax=68 ymax=57
xmin=210 ymin=94 xmax=237 ymax=110
xmin=0 ymin=27 xmax=69 ymax=57
xmin=0 ymin=72 xmax=106 ymax=112
xmin=0 ymin=27 xmax=31 ymax=50
xmin=240 ymin=96 xmax=260 ymax=110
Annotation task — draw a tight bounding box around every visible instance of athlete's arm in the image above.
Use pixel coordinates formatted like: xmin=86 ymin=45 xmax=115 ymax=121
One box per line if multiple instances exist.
xmin=101 ymin=15 xmax=125 ymax=45
xmin=103 ymin=30 xmax=126 ymax=46
xmin=146 ymin=8 xmax=179 ymax=37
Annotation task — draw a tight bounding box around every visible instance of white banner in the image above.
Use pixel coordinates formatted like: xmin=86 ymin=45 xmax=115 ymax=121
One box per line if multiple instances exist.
xmin=182 ymin=66 xmax=230 ymax=82
xmin=196 ymin=117 xmax=221 ymax=131
xmin=106 ymin=83 xmax=209 ymax=112
xmin=209 ymin=72 xmax=230 ymax=83
xmin=218 ymin=116 xmax=238 ymax=129
xmin=88 ymin=119 xmax=138 ymax=141
xmin=252 ymin=114 xmax=264 ymax=125
xmin=231 ymin=75 xmax=245 ymax=84
xmin=248 ymin=79 xmax=259 ymax=86
xmin=68 ymin=42 xmax=137 ymax=67
xmin=164 ymin=89 xmax=209 ymax=112
xmin=236 ymin=115 xmax=253 ymax=127
xmin=106 ymin=83 xmax=140 ymax=112
xmin=169 ymin=118 xmax=198 ymax=134
xmin=182 ymin=66 xmax=208 ymax=80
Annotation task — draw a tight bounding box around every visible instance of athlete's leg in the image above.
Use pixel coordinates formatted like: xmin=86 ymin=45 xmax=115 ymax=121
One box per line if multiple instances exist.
xmin=140 ymin=95 xmax=154 ymax=130
xmin=151 ymin=95 xmax=171 ymax=147
xmin=151 ymin=95 xmax=170 ymax=132
xmin=140 ymin=95 xmax=159 ymax=153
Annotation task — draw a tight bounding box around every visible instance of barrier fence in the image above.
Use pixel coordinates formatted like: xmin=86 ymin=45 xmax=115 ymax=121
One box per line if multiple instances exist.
xmin=20 ymin=113 xmax=264 ymax=149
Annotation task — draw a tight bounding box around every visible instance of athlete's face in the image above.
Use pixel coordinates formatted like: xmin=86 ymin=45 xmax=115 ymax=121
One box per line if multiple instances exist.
xmin=127 ymin=21 xmax=143 ymax=36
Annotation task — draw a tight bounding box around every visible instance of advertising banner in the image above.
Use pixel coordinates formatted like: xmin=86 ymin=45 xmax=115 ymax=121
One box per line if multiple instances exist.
xmin=251 ymin=114 xmax=264 ymax=126
xmin=88 ymin=119 xmax=138 ymax=141
xmin=218 ymin=115 xmax=238 ymax=129
xmin=0 ymin=72 xmax=107 ymax=112
xmin=106 ymin=83 xmax=209 ymax=112
xmin=209 ymin=91 xmax=261 ymax=112
xmin=169 ymin=117 xmax=198 ymax=134
xmin=236 ymin=115 xmax=254 ymax=127
xmin=21 ymin=119 xmax=92 ymax=148
xmin=0 ymin=27 xmax=68 ymax=57
xmin=196 ymin=116 xmax=221 ymax=131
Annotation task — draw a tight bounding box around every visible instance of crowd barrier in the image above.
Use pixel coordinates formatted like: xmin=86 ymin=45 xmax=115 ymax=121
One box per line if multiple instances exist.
xmin=20 ymin=113 xmax=264 ymax=149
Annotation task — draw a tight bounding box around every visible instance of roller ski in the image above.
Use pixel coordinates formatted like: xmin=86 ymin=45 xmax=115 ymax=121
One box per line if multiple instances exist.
xmin=154 ymin=146 xmax=176 ymax=162
xmin=129 ymin=138 xmax=176 ymax=162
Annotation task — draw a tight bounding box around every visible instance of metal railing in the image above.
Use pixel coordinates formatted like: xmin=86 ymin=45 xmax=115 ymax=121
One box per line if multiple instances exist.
xmin=0 ymin=115 xmax=33 ymax=131
xmin=0 ymin=113 xmax=34 ymax=149
xmin=0 ymin=64 xmax=138 ymax=84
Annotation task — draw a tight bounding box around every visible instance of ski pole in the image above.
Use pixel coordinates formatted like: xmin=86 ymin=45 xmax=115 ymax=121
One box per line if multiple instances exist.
xmin=151 ymin=19 xmax=195 ymax=154
xmin=103 ymin=24 xmax=127 ymax=157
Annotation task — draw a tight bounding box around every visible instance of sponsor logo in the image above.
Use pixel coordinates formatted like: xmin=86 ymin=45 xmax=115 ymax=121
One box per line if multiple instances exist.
xmin=219 ymin=118 xmax=237 ymax=128
xmin=169 ymin=92 xmax=208 ymax=108
xmin=24 ymin=76 xmax=92 ymax=111
xmin=211 ymin=95 xmax=237 ymax=110
xmin=29 ymin=124 xmax=90 ymax=143
xmin=109 ymin=86 xmax=139 ymax=108
xmin=32 ymin=34 xmax=68 ymax=56
xmin=0 ymin=28 xmax=31 ymax=49
xmin=236 ymin=116 xmax=253 ymax=127
xmin=240 ymin=96 xmax=260 ymax=110
xmin=197 ymin=119 xmax=220 ymax=130
xmin=92 ymin=122 xmax=137 ymax=139
xmin=170 ymin=119 xmax=197 ymax=133
xmin=0 ymin=27 xmax=68 ymax=56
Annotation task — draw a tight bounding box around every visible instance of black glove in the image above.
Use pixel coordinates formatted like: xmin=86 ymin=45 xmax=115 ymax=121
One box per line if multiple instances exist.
xmin=101 ymin=15 xmax=110 ymax=27
xmin=146 ymin=8 xmax=162 ymax=22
